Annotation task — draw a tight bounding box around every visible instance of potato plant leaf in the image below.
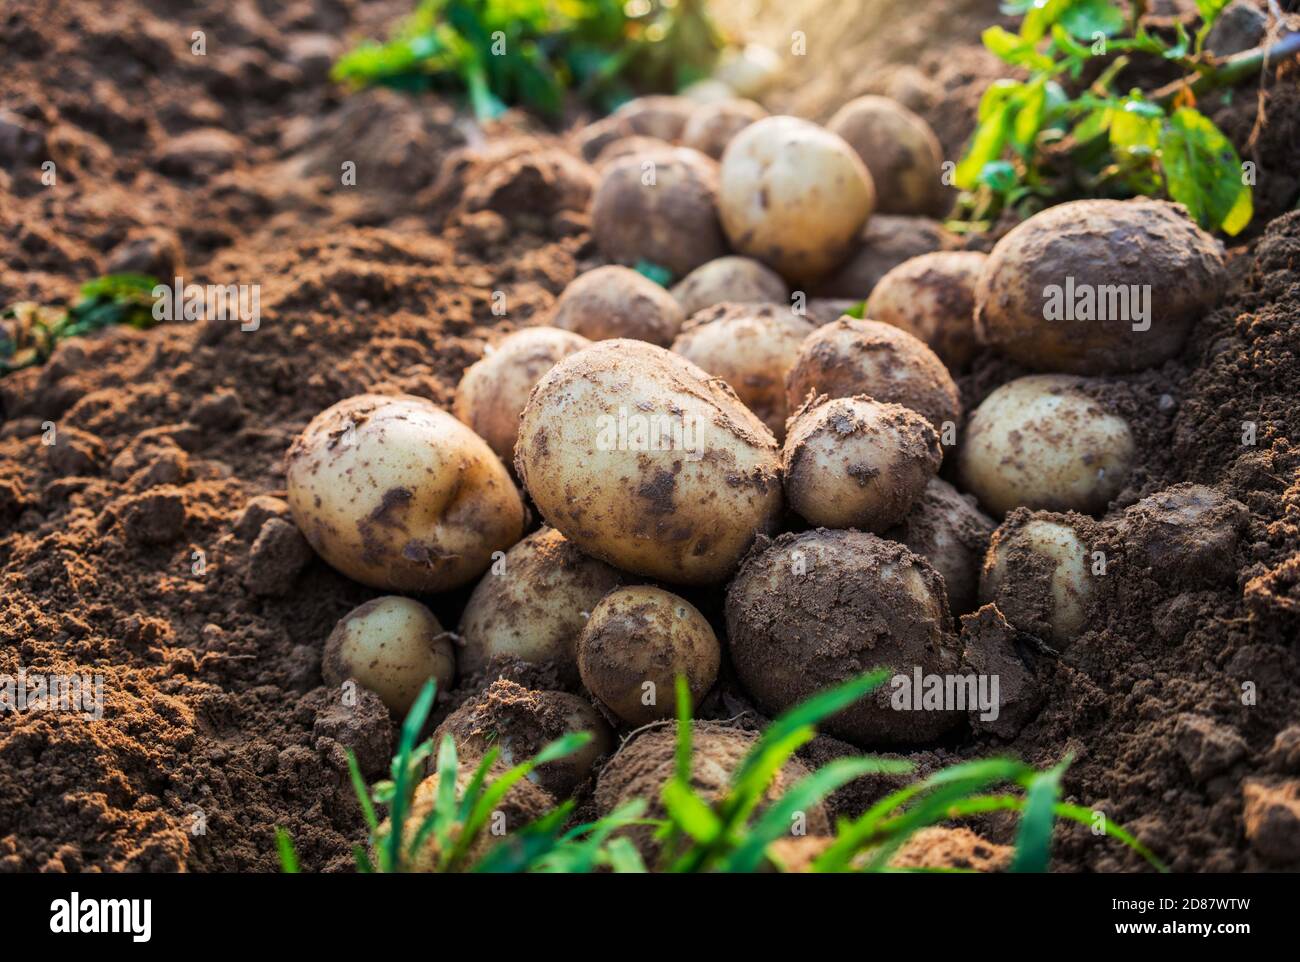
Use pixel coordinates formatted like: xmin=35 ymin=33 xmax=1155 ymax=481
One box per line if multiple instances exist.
xmin=1159 ymin=106 xmax=1253 ymax=234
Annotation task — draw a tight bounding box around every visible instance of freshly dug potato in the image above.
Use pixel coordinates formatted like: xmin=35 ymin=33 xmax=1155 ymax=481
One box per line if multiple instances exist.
xmin=577 ymin=586 xmax=721 ymax=726
xmin=785 ymin=316 xmax=962 ymax=431
xmin=670 ymin=302 xmax=815 ymax=439
xmin=322 ymin=596 xmax=455 ymax=714
xmin=681 ymin=97 xmax=767 ymax=159
xmin=612 ymin=95 xmax=696 ymax=142
xmin=680 ymin=79 xmax=736 ymax=104
xmin=286 ymin=394 xmax=526 ymax=592
xmin=813 ymin=215 xmax=960 ymax=299
xmin=869 ymin=251 xmax=987 ymax=371
xmin=591 ymin=148 xmax=728 ymax=277
xmin=593 ymin=135 xmax=672 ymax=170
xmin=575 ymin=115 xmax=634 ymax=163
xmin=718 ymin=116 xmax=875 ymax=283
xmin=884 ymin=477 xmax=996 ymax=614
xmin=550 ymin=265 xmax=685 ymax=347
xmin=458 ymin=526 xmax=623 ymax=686
xmin=974 ymin=198 xmax=1227 ymax=374
xmin=515 ymin=339 xmax=783 ymax=584
xmin=958 ymin=374 xmax=1135 ymax=516
xmin=713 ymin=43 xmax=784 ymax=98
xmin=783 ymin=394 xmax=941 ymax=531
xmin=670 ymin=255 xmax=789 ymax=317
xmin=980 ymin=513 xmax=1096 ymax=647
xmin=453 ymin=327 xmax=591 ymax=463
xmin=827 ymin=95 xmax=948 ymax=217
xmin=727 ymin=529 xmax=963 ymax=746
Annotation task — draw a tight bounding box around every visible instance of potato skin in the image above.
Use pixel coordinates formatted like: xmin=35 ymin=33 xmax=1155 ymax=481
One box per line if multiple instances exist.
xmin=577 ymin=586 xmax=721 ymax=726
xmin=718 ymin=116 xmax=875 ymax=283
xmin=322 ymin=596 xmax=455 ymax=714
xmin=670 ymin=256 xmax=789 ymax=317
xmin=783 ymin=394 xmax=941 ymax=531
xmin=785 ymin=316 xmax=961 ymax=431
xmin=453 ymin=327 xmax=591 ymax=463
xmin=812 ymin=215 xmax=960 ymax=299
xmin=591 ymin=147 xmax=728 ymax=277
xmin=827 ymin=95 xmax=948 ymax=217
xmin=516 ymin=339 xmax=783 ymax=584
xmin=884 ymin=477 xmax=995 ymax=615
xmin=671 ymin=302 xmax=815 ymax=439
xmin=869 ymin=251 xmax=987 ymax=371
xmin=286 ymin=394 xmax=525 ymax=592
xmin=957 ymin=374 xmax=1135 ymax=516
xmin=458 ymin=527 xmax=623 ymax=686
xmin=550 ymin=265 xmax=685 ymax=347
xmin=681 ymin=97 xmax=767 ymax=159
xmin=974 ymin=198 xmax=1227 ymax=374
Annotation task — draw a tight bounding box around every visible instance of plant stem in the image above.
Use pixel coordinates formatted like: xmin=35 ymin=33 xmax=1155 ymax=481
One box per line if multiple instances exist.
xmin=1154 ymin=30 xmax=1300 ymax=103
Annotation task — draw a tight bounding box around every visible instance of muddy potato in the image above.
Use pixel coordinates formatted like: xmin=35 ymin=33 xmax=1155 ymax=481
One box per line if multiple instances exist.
xmin=813 ymin=214 xmax=960 ymax=298
xmin=453 ymin=327 xmax=591 ymax=463
xmin=783 ymin=394 xmax=941 ymax=531
xmin=869 ymin=251 xmax=987 ymax=371
xmin=681 ymin=97 xmax=768 ymax=159
xmin=591 ymin=148 xmax=728 ymax=277
xmin=958 ymin=374 xmax=1135 ymax=517
xmin=671 ymin=302 xmax=815 ymax=439
xmin=718 ymin=116 xmax=875 ymax=283
xmin=884 ymin=477 xmax=996 ymax=614
xmin=515 ymin=339 xmax=783 ymax=584
xmin=670 ymin=255 xmax=789 ymax=317
xmin=785 ymin=316 xmax=961 ymax=431
xmin=975 ymin=198 xmax=1228 ymax=374
xmin=577 ymin=586 xmax=721 ymax=726
xmin=286 ymin=394 xmax=526 ymax=592
xmin=612 ymin=95 xmax=696 ymax=142
xmin=322 ymin=597 xmax=455 ymax=714
xmin=550 ymin=265 xmax=685 ymax=347
xmin=981 ymin=513 xmax=1095 ymax=647
xmin=827 ymin=95 xmax=948 ymax=217
xmin=458 ymin=527 xmax=623 ymax=686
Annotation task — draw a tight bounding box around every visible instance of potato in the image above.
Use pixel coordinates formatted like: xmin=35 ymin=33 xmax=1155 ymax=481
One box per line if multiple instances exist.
xmin=515 ymin=339 xmax=783 ymax=585
xmin=980 ymin=514 xmax=1096 ymax=646
xmin=680 ymin=78 xmax=737 ymax=104
xmin=974 ymin=198 xmax=1227 ymax=374
xmin=785 ymin=316 xmax=962 ymax=432
xmin=827 ymin=95 xmax=949 ymax=217
xmin=869 ymin=251 xmax=987 ymax=371
xmin=591 ymin=148 xmax=728 ymax=277
xmin=286 ymin=394 xmax=526 ymax=592
xmin=670 ymin=302 xmax=815 ymax=439
xmin=575 ymin=115 xmax=634 ymax=163
xmin=768 ymin=826 xmax=1011 ymax=873
xmin=681 ymin=97 xmax=767 ymax=159
xmin=727 ymin=529 xmax=962 ymax=746
xmin=577 ymin=586 xmax=721 ymax=726
xmin=612 ymin=95 xmax=696 ymax=142
xmin=593 ymin=135 xmax=672 ymax=170
xmin=458 ymin=526 xmax=623 ymax=686
xmin=670 ymin=256 xmax=789 ymax=317
xmin=713 ymin=43 xmax=784 ymax=99
xmin=884 ymin=477 xmax=996 ymax=614
xmin=718 ymin=116 xmax=875 ymax=283
xmin=550 ymin=265 xmax=685 ymax=347
xmin=812 ymin=214 xmax=960 ymax=299
xmin=783 ymin=394 xmax=941 ymax=531
xmin=322 ymin=596 xmax=455 ymax=714
xmin=453 ymin=327 xmax=591 ymax=463
xmin=958 ymin=374 xmax=1135 ymax=516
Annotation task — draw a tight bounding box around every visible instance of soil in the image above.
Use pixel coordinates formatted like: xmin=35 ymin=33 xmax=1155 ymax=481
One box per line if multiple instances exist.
xmin=1 ymin=0 xmax=1298 ymax=873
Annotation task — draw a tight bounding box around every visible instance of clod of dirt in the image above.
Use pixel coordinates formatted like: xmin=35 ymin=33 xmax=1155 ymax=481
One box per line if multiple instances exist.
xmin=960 ymin=603 xmax=1043 ymax=739
xmin=312 ymin=686 xmax=393 ymax=779
xmin=1173 ymin=714 xmax=1249 ymax=783
xmin=1112 ymin=483 xmax=1249 ymax=590
xmin=117 ymin=489 xmax=187 ymax=544
xmin=245 ymin=517 xmax=313 ymax=597
xmin=890 ymin=826 xmax=1012 ymax=871
xmin=1242 ymin=779 xmax=1300 ymax=864
xmin=46 ymin=427 xmax=105 ymax=476
xmin=232 ymin=494 xmax=292 ymax=541
xmin=463 ymin=148 xmax=596 ymax=223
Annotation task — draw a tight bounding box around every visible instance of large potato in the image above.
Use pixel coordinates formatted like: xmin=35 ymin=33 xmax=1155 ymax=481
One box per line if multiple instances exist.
xmin=453 ymin=327 xmax=591 ymax=463
xmin=670 ymin=302 xmax=815 ymax=439
xmin=827 ymin=95 xmax=949 ymax=217
xmin=974 ymin=198 xmax=1227 ymax=374
xmin=718 ymin=116 xmax=875 ymax=283
xmin=550 ymin=265 xmax=685 ymax=347
xmin=681 ymin=97 xmax=768 ymax=159
xmin=869 ymin=251 xmax=986 ymax=371
xmin=515 ymin=339 xmax=783 ymax=584
xmin=670 ymin=255 xmax=789 ymax=317
xmin=812 ymin=215 xmax=960 ymax=299
xmin=286 ymin=394 xmax=525 ymax=592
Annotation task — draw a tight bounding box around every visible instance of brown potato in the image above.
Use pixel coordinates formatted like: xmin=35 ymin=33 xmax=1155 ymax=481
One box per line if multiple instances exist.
xmin=681 ymin=97 xmax=767 ymax=159
xmin=812 ymin=214 xmax=961 ymax=299
xmin=868 ymin=251 xmax=987 ymax=371
xmin=612 ymin=95 xmax=696 ymax=142
xmin=884 ymin=477 xmax=996 ymax=615
xmin=593 ymin=135 xmax=672 ymax=170
xmin=670 ymin=256 xmax=789 ymax=317
xmin=574 ymin=115 xmax=634 ymax=163
xmin=827 ymin=95 xmax=949 ymax=217
xmin=550 ymin=265 xmax=685 ymax=347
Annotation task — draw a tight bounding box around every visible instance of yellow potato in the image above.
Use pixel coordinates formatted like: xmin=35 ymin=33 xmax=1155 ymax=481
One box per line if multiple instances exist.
xmin=550 ymin=265 xmax=685 ymax=347
xmin=869 ymin=251 xmax=987 ymax=371
xmin=670 ymin=255 xmax=789 ymax=317
xmin=681 ymin=97 xmax=768 ymax=159
xmin=827 ymin=95 xmax=949 ymax=217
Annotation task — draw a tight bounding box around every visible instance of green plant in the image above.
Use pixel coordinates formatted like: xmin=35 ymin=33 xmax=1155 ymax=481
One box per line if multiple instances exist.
xmin=331 ymin=0 xmax=724 ymax=122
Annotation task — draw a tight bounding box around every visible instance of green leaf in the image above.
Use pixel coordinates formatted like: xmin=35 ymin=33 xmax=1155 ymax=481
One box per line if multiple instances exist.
xmin=979 ymin=160 xmax=1020 ymax=193
xmin=1110 ymin=101 xmax=1161 ymax=157
xmin=1159 ymin=106 xmax=1253 ymax=234
xmin=604 ymin=837 xmax=649 ymax=873
xmin=275 ymin=827 xmax=300 ymax=874
xmin=1010 ymin=760 xmax=1067 ymax=872
xmin=1059 ymin=0 xmax=1125 ymax=40
xmin=662 ymin=779 xmax=724 ymax=843
xmin=635 ymin=260 xmax=674 ymax=287
xmin=982 ymin=26 xmax=1056 ymax=70
xmin=1010 ymin=78 xmax=1048 ymax=156
xmin=956 ymin=81 xmax=1021 ymax=190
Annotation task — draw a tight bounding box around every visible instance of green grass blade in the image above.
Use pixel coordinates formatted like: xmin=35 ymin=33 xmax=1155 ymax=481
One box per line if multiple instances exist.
xmin=275 ymin=827 xmax=300 ymax=874
xmin=352 ymin=844 xmax=375 ymax=873
xmin=470 ymin=802 xmax=575 ymax=873
xmin=673 ymin=675 xmax=692 ymax=784
xmin=384 ymin=678 xmax=438 ymax=872
xmin=408 ymin=734 xmax=460 ymax=859
xmin=1010 ymin=759 xmax=1068 ymax=873
xmin=455 ymin=747 xmax=502 ymax=825
xmin=604 ymin=837 xmax=649 ymax=873
xmin=662 ymin=779 xmax=724 ymax=843
xmin=1053 ymin=802 xmax=1168 ymax=872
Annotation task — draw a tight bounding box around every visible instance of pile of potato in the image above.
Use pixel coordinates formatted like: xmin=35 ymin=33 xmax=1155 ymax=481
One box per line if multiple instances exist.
xmin=278 ymin=88 xmax=1230 ymax=854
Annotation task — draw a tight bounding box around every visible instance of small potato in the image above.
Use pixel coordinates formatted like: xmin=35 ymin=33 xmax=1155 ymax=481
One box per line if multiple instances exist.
xmin=827 ymin=95 xmax=949 ymax=217
xmin=516 ymin=339 xmax=783 ymax=585
xmin=591 ymin=148 xmax=728 ymax=277
xmin=813 ymin=214 xmax=960 ymax=299
xmin=679 ymin=78 xmax=736 ymax=104
xmin=322 ymin=596 xmax=455 ymax=714
xmin=458 ymin=527 xmax=623 ymax=686
xmin=713 ymin=43 xmax=784 ymax=98
xmin=577 ymin=586 xmax=721 ymax=726
xmin=975 ymin=198 xmax=1227 ymax=374
xmin=718 ymin=116 xmax=875 ymax=283
xmin=785 ymin=316 xmax=962 ymax=431
xmin=980 ymin=514 xmax=1095 ymax=646
xmin=453 ymin=327 xmax=591 ymax=463
xmin=550 ymin=265 xmax=685 ymax=347
xmin=575 ymin=115 xmax=635 ymax=163
xmin=671 ymin=302 xmax=815 ymax=439
xmin=958 ymin=374 xmax=1135 ymax=516
xmin=286 ymin=394 xmax=525 ymax=592
xmin=681 ymin=97 xmax=768 ymax=159
xmin=783 ymin=394 xmax=941 ymax=531
xmin=869 ymin=251 xmax=987 ymax=371
xmin=593 ymin=135 xmax=672 ymax=170
xmin=670 ymin=255 xmax=789 ymax=317
xmin=884 ymin=478 xmax=995 ymax=614
xmin=612 ymin=95 xmax=697 ymax=142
